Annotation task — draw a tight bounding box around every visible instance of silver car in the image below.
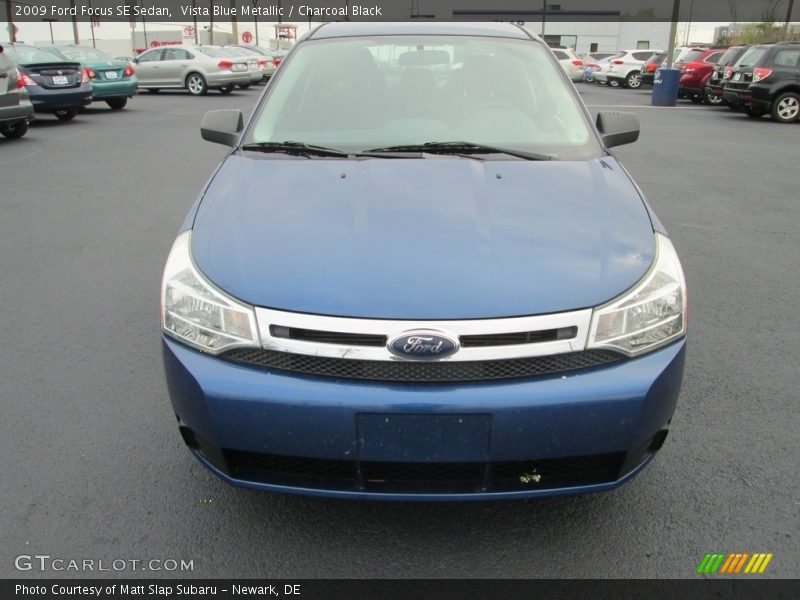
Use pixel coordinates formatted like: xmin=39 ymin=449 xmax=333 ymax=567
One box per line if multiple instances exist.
xmin=226 ymin=45 xmax=280 ymax=78
xmin=133 ymin=45 xmax=251 ymax=95
xmin=220 ymin=47 xmax=265 ymax=87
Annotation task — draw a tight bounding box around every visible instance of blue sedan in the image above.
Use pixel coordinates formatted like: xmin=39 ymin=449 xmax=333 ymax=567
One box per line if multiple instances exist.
xmin=161 ymin=22 xmax=687 ymax=500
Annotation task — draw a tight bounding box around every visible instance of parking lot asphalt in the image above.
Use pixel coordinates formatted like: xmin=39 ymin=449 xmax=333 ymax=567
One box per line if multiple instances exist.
xmin=1 ymin=84 xmax=798 ymax=579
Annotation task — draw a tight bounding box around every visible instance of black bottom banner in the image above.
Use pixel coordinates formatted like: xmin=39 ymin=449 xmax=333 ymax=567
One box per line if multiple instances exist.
xmin=4 ymin=579 xmax=800 ymax=600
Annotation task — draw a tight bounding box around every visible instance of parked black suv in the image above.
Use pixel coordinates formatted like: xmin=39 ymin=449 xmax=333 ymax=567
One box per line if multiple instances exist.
xmin=705 ymin=45 xmax=749 ymax=106
xmin=0 ymin=44 xmax=35 ymax=139
xmin=723 ymin=42 xmax=800 ymax=123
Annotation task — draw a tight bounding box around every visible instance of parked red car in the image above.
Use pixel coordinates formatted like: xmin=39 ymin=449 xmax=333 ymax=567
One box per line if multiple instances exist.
xmin=676 ymin=47 xmax=728 ymax=103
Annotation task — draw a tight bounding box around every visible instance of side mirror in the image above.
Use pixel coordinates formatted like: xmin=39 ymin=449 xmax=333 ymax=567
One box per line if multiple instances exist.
xmin=200 ymin=109 xmax=244 ymax=147
xmin=596 ymin=111 xmax=640 ymax=148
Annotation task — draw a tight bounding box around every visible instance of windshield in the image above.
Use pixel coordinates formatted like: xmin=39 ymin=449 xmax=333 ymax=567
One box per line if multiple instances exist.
xmin=56 ymin=46 xmax=113 ymax=61
xmin=4 ymin=45 xmax=68 ymax=64
xmin=247 ymin=36 xmax=600 ymax=160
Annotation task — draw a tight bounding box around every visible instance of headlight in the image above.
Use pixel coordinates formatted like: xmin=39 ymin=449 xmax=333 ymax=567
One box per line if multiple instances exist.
xmin=588 ymin=233 xmax=686 ymax=356
xmin=160 ymin=231 xmax=259 ymax=354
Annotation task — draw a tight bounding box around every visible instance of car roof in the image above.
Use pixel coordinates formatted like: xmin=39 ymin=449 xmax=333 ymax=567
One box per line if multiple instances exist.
xmin=308 ymin=21 xmax=532 ymax=40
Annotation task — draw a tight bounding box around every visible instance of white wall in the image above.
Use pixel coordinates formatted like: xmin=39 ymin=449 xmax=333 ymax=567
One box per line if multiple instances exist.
xmin=520 ymin=21 xmax=671 ymax=54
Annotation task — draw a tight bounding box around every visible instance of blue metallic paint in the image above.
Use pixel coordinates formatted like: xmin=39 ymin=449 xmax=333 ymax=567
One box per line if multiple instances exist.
xmin=191 ymin=155 xmax=655 ymax=319
xmin=163 ymin=336 xmax=685 ymax=499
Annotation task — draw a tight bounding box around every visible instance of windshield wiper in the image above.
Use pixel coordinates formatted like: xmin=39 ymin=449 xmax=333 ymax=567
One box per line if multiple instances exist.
xmin=363 ymin=142 xmax=553 ymax=161
xmin=240 ymin=141 xmax=348 ymax=158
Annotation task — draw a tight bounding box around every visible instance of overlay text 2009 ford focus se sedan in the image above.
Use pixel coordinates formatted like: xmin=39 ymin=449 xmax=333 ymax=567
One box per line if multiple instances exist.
xmin=161 ymin=22 xmax=687 ymax=500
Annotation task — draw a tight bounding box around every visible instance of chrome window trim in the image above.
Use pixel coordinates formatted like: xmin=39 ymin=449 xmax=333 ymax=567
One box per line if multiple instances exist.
xmin=254 ymin=307 xmax=593 ymax=362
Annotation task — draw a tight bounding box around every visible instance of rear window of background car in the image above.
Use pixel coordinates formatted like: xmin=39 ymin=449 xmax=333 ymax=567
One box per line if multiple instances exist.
xmin=772 ymin=49 xmax=800 ymax=68
xmin=736 ymin=47 xmax=769 ymax=68
xmin=552 ymin=50 xmax=568 ymax=60
xmin=682 ymin=49 xmax=706 ymax=63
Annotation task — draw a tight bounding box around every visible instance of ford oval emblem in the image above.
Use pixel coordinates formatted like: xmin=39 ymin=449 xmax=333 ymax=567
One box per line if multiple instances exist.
xmin=388 ymin=330 xmax=459 ymax=360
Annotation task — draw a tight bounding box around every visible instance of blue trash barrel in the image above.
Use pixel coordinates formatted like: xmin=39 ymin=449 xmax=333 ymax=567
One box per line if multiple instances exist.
xmin=652 ymin=67 xmax=680 ymax=106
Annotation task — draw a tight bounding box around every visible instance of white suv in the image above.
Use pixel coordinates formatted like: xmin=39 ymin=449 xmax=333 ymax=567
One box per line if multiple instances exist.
xmin=605 ymin=49 xmax=661 ymax=88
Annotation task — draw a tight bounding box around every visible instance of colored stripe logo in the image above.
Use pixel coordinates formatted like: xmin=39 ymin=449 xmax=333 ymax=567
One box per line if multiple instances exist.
xmin=697 ymin=553 xmax=773 ymax=574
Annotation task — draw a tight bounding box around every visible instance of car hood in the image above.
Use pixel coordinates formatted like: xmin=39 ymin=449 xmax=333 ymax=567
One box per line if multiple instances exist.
xmin=191 ymin=154 xmax=655 ymax=319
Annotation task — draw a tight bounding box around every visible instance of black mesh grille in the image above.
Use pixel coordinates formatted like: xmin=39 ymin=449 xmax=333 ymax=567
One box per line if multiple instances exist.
xmin=222 ymin=450 xmax=626 ymax=493
xmin=220 ymin=348 xmax=623 ymax=383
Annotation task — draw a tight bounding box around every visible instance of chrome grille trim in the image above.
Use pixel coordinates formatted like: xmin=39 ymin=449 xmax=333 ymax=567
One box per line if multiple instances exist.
xmin=254 ymin=307 xmax=593 ymax=362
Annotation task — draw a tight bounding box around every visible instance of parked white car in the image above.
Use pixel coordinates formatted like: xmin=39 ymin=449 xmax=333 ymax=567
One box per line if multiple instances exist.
xmin=605 ymin=49 xmax=661 ymax=89
xmin=551 ymin=47 xmax=584 ymax=82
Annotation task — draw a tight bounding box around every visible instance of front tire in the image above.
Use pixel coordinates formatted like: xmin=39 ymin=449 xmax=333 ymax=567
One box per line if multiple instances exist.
xmin=0 ymin=119 xmax=29 ymax=139
xmin=53 ymin=109 xmax=77 ymax=121
xmin=185 ymin=73 xmax=208 ymax=96
xmin=106 ymin=97 xmax=128 ymax=111
xmin=219 ymin=84 xmax=234 ymax=95
xmin=625 ymin=71 xmax=642 ymax=89
xmin=770 ymin=92 xmax=800 ymax=123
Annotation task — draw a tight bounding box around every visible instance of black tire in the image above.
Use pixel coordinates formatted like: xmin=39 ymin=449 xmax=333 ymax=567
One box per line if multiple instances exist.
xmin=0 ymin=120 xmax=29 ymax=139
xmin=147 ymin=88 xmax=160 ymax=93
xmin=770 ymin=91 xmax=800 ymax=124
xmin=689 ymin=94 xmax=703 ymax=104
xmin=219 ymin=84 xmax=234 ymax=95
xmin=743 ymin=105 xmax=765 ymax=119
xmin=238 ymin=83 xmax=251 ymax=90
xmin=185 ymin=73 xmax=208 ymax=96
xmin=608 ymin=80 xmax=620 ymax=88
xmin=106 ymin=97 xmax=128 ymax=111
xmin=625 ymin=71 xmax=642 ymax=89
xmin=53 ymin=109 xmax=77 ymax=121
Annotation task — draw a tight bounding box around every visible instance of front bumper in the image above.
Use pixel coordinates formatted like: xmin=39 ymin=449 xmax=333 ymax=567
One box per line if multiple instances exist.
xmin=163 ymin=335 xmax=686 ymax=500
xmin=91 ymin=77 xmax=138 ymax=99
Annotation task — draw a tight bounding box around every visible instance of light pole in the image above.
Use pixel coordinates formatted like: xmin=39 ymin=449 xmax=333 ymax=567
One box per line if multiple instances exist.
xmin=783 ymin=0 xmax=795 ymax=40
xmin=252 ymin=0 xmax=260 ymax=45
xmin=209 ymin=0 xmax=214 ymax=45
xmin=541 ymin=0 xmax=547 ymax=37
xmin=683 ymin=0 xmax=695 ymax=46
xmin=42 ymin=18 xmax=57 ymax=44
xmin=192 ymin=0 xmax=198 ymax=44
